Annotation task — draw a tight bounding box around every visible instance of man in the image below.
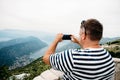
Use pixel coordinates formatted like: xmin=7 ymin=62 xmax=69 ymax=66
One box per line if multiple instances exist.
xmin=43 ymin=19 xmax=115 ymax=80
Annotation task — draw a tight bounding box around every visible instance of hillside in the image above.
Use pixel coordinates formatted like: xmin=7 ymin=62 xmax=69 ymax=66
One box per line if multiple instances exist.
xmin=0 ymin=57 xmax=50 ymax=80
xmin=0 ymin=38 xmax=120 ymax=80
xmin=0 ymin=36 xmax=44 ymax=49
xmin=0 ymin=36 xmax=47 ymax=68
xmin=104 ymin=39 xmax=120 ymax=58
xmin=1 ymin=29 xmax=120 ymax=45
xmin=108 ymin=39 xmax=120 ymax=45
xmin=100 ymin=37 xmax=120 ymax=44
xmin=0 ymin=29 xmax=55 ymax=44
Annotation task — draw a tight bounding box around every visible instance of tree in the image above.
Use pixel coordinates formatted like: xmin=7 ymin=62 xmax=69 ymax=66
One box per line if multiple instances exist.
xmin=0 ymin=65 xmax=11 ymax=80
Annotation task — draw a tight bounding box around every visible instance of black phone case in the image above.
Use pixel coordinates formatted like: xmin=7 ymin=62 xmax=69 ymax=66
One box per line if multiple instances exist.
xmin=62 ymin=35 xmax=71 ymax=40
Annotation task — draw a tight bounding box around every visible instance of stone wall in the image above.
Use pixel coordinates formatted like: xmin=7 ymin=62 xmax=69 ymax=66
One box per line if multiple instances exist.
xmin=113 ymin=58 xmax=120 ymax=80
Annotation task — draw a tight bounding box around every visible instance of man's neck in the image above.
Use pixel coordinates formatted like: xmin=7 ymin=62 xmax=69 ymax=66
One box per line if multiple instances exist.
xmin=82 ymin=40 xmax=101 ymax=49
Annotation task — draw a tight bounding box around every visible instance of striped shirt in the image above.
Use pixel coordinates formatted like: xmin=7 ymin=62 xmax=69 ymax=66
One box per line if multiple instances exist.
xmin=50 ymin=48 xmax=115 ymax=80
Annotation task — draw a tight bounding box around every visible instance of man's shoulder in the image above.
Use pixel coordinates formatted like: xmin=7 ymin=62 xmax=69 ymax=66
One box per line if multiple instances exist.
xmin=70 ymin=48 xmax=108 ymax=56
xmin=66 ymin=48 xmax=80 ymax=53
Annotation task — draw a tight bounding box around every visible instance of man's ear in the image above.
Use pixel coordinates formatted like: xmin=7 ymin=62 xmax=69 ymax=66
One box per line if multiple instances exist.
xmin=81 ymin=33 xmax=86 ymax=40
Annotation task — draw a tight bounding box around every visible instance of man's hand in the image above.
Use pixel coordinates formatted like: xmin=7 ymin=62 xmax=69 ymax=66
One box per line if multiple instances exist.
xmin=54 ymin=33 xmax=63 ymax=43
xmin=71 ymin=35 xmax=80 ymax=45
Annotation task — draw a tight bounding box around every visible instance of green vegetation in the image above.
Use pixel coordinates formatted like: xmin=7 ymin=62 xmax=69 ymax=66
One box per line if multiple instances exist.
xmin=106 ymin=46 xmax=120 ymax=58
xmin=0 ymin=36 xmax=47 ymax=66
xmin=106 ymin=39 xmax=120 ymax=45
xmin=0 ymin=57 xmax=50 ymax=80
xmin=105 ymin=39 xmax=120 ymax=58
xmin=0 ymin=38 xmax=120 ymax=80
xmin=10 ymin=57 xmax=51 ymax=80
xmin=0 ymin=66 xmax=11 ymax=80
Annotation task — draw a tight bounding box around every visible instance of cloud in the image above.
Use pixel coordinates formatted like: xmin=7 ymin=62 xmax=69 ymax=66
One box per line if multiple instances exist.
xmin=0 ymin=0 xmax=120 ymax=37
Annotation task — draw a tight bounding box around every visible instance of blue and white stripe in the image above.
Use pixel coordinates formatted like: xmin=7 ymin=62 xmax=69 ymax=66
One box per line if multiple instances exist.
xmin=50 ymin=48 xmax=115 ymax=80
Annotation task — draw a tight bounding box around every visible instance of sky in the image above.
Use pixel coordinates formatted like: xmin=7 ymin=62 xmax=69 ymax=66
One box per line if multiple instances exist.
xmin=0 ymin=0 xmax=120 ymax=37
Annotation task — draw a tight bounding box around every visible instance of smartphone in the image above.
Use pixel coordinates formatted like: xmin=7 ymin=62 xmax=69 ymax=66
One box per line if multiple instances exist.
xmin=62 ymin=34 xmax=71 ymax=40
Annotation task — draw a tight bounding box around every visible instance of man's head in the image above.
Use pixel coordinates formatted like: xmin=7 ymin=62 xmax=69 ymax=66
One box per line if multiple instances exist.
xmin=79 ymin=19 xmax=103 ymax=47
xmin=80 ymin=19 xmax=103 ymax=41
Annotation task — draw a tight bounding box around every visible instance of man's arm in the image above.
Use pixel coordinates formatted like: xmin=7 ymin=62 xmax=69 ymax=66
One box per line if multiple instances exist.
xmin=43 ymin=33 xmax=63 ymax=65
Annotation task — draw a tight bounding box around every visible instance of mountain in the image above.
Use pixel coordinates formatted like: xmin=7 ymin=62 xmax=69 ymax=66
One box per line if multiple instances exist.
xmin=109 ymin=39 xmax=120 ymax=45
xmin=0 ymin=29 xmax=55 ymax=44
xmin=11 ymin=57 xmax=50 ymax=80
xmin=100 ymin=37 xmax=120 ymax=44
xmin=56 ymin=41 xmax=80 ymax=52
xmin=0 ymin=57 xmax=50 ymax=80
xmin=103 ymin=39 xmax=120 ymax=58
xmin=0 ymin=29 xmax=120 ymax=44
xmin=0 ymin=36 xmax=47 ymax=67
xmin=1 ymin=38 xmax=120 ymax=80
xmin=0 ymin=36 xmax=44 ymax=49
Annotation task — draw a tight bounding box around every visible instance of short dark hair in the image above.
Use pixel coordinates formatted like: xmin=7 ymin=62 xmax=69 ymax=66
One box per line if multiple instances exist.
xmin=81 ymin=19 xmax=103 ymax=41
